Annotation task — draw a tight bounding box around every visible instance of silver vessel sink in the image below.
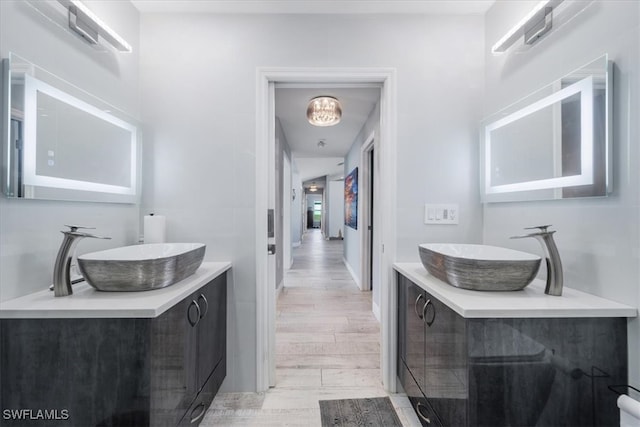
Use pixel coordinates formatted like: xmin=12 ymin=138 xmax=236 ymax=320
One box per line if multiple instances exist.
xmin=419 ymin=243 xmax=541 ymax=291
xmin=78 ymin=243 xmax=206 ymax=292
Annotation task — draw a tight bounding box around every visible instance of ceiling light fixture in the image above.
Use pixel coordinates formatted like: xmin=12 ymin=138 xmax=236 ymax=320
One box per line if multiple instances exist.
xmin=307 ymin=96 xmax=342 ymax=127
xmin=491 ymin=0 xmax=564 ymax=54
xmin=57 ymin=0 xmax=133 ymax=52
xmin=309 ymin=183 xmax=318 ymax=192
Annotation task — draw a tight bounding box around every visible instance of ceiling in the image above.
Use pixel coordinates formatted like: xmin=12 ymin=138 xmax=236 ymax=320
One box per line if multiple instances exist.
xmin=275 ymin=86 xmax=380 ymax=183
xmin=131 ymin=1 xmax=494 ymax=15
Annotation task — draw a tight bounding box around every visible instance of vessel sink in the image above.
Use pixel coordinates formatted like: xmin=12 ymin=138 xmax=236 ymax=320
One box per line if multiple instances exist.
xmin=78 ymin=243 xmax=206 ymax=292
xmin=419 ymin=243 xmax=541 ymax=291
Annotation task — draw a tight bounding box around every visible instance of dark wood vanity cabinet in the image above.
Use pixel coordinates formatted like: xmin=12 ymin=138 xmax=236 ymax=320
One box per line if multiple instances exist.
xmin=0 ymin=272 xmax=227 ymax=427
xmin=397 ymin=274 xmax=466 ymax=426
xmin=397 ymin=272 xmax=628 ymax=427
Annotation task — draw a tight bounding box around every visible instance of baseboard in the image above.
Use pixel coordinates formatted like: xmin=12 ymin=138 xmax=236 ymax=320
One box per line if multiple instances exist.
xmin=342 ymin=257 xmax=361 ymax=289
xmin=372 ymin=300 xmax=381 ymax=323
xmin=292 ymin=241 xmax=301 ymax=248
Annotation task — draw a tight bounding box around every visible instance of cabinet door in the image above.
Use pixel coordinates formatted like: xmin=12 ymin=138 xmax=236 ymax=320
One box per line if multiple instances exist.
xmin=422 ymin=290 xmax=467 ymax=427
xmin=150 ymin=296 xmax=198 ymax=427
xmin=196 ymin=273 xmax=227 ymax=389
xmin=404 ymin=278 xmax=427 ymax=395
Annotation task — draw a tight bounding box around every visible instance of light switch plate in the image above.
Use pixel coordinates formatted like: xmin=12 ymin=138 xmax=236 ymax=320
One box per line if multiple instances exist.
xmin=424 ymin=204 xmax=459 ymax=225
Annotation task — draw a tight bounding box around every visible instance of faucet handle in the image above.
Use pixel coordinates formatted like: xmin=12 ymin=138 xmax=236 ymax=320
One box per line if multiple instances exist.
xmin=63 ymin=225 xmax=96 ymax=232
xmin=62 ymin=225 xmax=111 ymax=239
xmin=525 ymin=225 xmax=553 ymax=232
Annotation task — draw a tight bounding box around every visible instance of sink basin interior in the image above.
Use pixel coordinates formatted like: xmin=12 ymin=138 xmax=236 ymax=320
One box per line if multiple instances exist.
xmin=79 ymin=243 xmax=205 ymax=261
xmin=419 ymin=243 xmax=541 ymax=291
xmin=78 ymin=243 xmax=206 ymax=292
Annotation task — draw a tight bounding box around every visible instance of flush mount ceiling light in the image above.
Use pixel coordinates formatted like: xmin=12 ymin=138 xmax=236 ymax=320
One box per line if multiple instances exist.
xmin=307 ymin=96 xmax=342 ymax=127
xmin=56 ymin=0 xmax=133 ymax=52
xmin=491 ymin=0 xmax=564 ymax=54
xmin=309 ymin=183 xmax=318 ymax=192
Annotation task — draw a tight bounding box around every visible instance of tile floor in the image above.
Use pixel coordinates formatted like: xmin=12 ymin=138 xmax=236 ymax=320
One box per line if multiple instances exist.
xmin=202 ymin=229 xmax=420 ymax=426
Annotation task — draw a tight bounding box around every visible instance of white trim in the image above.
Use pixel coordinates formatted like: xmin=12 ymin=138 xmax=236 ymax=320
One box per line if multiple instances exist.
xmin=255 ymin=69 xmax=270 ymax=392
xmin=256 ymin=67 xmax=397 ymax=393
xmin=292 ymin=241 xmax=301 ymax=248
xmin=342 ymin=256 xmax=362 ymax=289
xmin=359 ymin=132 xmax=375 ymax=293
xmin=372 ymin=300 xmax=381 ymax=323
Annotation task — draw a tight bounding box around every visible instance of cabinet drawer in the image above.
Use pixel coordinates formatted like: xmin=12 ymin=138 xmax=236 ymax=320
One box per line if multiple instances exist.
xmin=400 ymin=359 xmax=443 ymax=427
xmin=409 ymin=397 xmax=443 ymax=427
xmin=178 ymin=358 xmax=226 ymax=427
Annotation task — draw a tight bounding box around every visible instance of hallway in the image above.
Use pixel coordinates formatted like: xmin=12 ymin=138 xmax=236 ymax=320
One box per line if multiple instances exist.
xmin=203 ymin=230 xmax=419 ymax=426
xmin=276 ymin=229 xmax=380 ymax=384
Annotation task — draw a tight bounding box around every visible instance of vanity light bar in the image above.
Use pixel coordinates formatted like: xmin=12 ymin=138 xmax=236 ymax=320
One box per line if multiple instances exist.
xmin=491 ymin=0 xmax=564 ymax=54
xmin=56 ymin=0 xmax=132 ymax=53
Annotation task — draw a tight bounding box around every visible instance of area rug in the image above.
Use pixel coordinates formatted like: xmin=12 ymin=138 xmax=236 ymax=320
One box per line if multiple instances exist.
xmin=319 ymin=397 xmax=403 ymax=427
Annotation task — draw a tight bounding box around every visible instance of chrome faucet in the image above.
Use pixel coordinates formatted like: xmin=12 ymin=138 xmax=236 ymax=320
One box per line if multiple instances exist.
xmin=511 ymin=225 xmax=563 ymax=296
xmin=53 ymin=225 xmax=110 ymax=297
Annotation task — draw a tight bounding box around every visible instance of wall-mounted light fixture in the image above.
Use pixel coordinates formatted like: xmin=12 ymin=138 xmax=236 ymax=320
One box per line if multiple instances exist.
xmin=491 ymin=0 xmax=564 ymax=54
xmin=307 ymin=96 xmax=342 ymax=127
xmin=56 ymin=0 xmax=132 ymax=52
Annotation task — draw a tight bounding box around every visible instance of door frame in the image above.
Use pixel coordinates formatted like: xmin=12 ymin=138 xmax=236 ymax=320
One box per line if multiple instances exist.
xmin=359 ymin=132 xmax=378 ymax=315
xmin=255 ymin=67 xmax=398 ymax=392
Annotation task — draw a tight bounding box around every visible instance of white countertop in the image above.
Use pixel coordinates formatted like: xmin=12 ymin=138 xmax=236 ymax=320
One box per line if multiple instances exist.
xmin=0 ymin=262 xmax=231 ymax=319
xmin=394 ymin=263 xmax=637 ymax=319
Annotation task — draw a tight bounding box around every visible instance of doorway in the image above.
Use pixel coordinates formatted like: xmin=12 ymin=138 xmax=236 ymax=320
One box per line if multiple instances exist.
xmin=255 ymin=68 xmax=398 ymax=393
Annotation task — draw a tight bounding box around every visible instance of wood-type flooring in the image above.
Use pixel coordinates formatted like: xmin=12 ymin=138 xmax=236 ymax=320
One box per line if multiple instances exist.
xmin=202 ymin=230 xmax=420 ymax=426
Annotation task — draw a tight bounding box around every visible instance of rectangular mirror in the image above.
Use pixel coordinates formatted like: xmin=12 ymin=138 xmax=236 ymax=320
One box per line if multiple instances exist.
xmin=2 ymin=53 xmax=140 ymax=203
xmin=480 ymin=55 xmax=611 ymax=203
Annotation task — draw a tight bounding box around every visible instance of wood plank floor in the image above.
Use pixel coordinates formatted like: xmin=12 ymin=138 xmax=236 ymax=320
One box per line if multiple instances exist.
xmin=203 ymin=230 xmax=420 ymax=426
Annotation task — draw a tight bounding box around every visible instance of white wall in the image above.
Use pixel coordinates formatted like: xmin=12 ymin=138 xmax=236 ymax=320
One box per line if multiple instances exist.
xmin=483 ymin=0 xmax=640 ymax=385
xmin=327 ymin=179 xmax=345 ymax=238
xmin=139 ymin=13 xmax=484 ymax=391
xmin=343 ymin=104 xmax=379 ymax=288
xmin=0 ymin=0 xmax=140 ymax=302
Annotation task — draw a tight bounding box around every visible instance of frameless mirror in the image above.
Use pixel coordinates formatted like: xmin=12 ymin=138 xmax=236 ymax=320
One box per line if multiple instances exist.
xmin=2 ymin=53 xmax=141 ymax=203
xmin=480 ymin=55 xmax=611 ymax=202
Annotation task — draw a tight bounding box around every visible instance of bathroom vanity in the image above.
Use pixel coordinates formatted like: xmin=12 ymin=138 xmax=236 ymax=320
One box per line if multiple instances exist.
xmin=0 ymin=262 xmax=230 ymax=427
xmin=395 ymin=263 xmax=636 ymax=427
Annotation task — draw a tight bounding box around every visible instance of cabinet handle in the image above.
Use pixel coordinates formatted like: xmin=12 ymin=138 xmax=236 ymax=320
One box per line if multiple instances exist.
xmin=198 ymin=293 xmax=209 ymax=319
xmin=187 ymin=300 xmax=201 ymax=327
xmin=414 ymin=294 xmax=425 ymax=319
xmin=416 ymin=402 xmax=432 ymax=424
xmin=422 ymin=299 xmax=435 ymax=327
xmin=190 ymin=402 xmax=207 ymax=424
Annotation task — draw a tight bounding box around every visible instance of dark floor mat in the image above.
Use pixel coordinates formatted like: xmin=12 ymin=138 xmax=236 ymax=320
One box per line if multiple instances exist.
xmin=319 ymin=397 xmax=403 ymax=427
